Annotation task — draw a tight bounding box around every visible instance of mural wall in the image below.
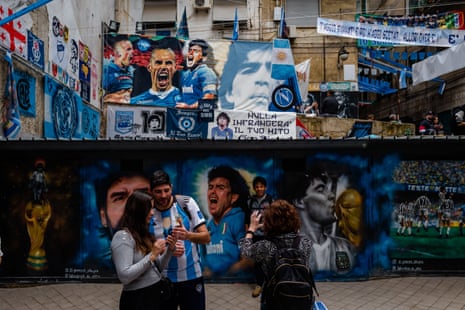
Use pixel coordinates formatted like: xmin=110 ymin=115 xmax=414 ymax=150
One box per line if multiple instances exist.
xmin=101 ymin=34 xmax=310 ymax=140
xmin=103 ymin=35 xmax=301 ymax=112
xmin=1 ymin=141 xmax=465 ymax=282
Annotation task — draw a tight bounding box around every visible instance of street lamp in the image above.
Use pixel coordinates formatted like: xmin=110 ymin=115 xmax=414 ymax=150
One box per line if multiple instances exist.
xmin=107 ymin=20 xmax=120 ymax=33
xmin=135 ymin=22 xmax=145 ymax=34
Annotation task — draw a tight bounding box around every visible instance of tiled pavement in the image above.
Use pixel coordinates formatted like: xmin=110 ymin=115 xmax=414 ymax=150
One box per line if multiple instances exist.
xmin=0 ymin=276 xmax=465 ymax=309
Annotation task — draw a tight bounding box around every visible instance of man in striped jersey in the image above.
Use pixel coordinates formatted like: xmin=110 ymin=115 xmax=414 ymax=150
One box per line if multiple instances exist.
xmin=150 ymin=170 xmax=210 ymax=310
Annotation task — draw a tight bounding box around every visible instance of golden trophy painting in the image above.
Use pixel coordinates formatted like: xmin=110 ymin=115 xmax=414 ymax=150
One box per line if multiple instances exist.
xmin=25 ymin=159 xmax=51 ymax=272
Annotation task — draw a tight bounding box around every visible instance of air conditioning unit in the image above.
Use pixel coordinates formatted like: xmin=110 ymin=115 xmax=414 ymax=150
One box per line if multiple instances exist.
xmin=273 ymin=7 xmax=282 ymax=21
xmin=287 ymin=25 xmax=297 ymax=38
xmin=194 ymin=0 xmax=212 ymax=10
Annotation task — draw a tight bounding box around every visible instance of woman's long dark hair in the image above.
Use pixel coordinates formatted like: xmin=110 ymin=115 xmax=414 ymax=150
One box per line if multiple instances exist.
xmin=118 ymin=190 xmax=155 ymax=254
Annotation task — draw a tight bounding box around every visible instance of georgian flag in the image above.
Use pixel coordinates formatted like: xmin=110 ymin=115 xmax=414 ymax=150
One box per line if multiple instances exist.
xmin=0 ymin=4 xmax=30 ymax=58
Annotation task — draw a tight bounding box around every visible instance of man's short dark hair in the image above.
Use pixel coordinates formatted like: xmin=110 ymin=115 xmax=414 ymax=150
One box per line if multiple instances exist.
xmin=151 ymin=170 xmax=171 ymax=189
xmin=189 ymin=39 xmax=209 ymax=56
xmin=252 ymin=176 xmax=267 ymax=187
xmin=208 ymin=165 xmax=249 ymax=208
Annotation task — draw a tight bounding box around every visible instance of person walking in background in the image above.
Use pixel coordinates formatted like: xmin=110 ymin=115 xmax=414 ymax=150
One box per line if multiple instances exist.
xmin=111 ymin=190 xmax=177 ymax=310
xmin=247 ymin=176 xmax=273 ymax=298
xmin=239 ymin=199 xmax=315 ymax=310
xmin=150 ymin=170 xmax=210 ymax=310
xmin=202 ymin=165 xmax=253 ymax=279
xmin=320 ymin=90 xmax=339 ymax=117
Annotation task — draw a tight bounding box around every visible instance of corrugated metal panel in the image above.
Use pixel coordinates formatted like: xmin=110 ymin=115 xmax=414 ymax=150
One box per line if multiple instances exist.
xmin=213 ymin=0 xmax=247 ymax=21
xmin=143 ymin=1 xmax=176 ymax=22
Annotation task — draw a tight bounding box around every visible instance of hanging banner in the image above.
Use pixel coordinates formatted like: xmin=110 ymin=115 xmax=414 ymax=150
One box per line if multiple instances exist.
xmin=15 ymin=70 xmax=36 ymax=117
xmin=48 ymin=15 xmax=80 ymax=91
xmin=207 ymin=110 xmax=296 ymax=139
xmin=90 ymin=54 xmax=100 ymax=108
xmin=107 ymin=105 xmax=296 ymax=140
xmin=102 ymin=36 xmax=301 ymax=112
xmin=27 ymin=30 xmax=44 ymax=70
xmin=80 ymin=104 xmax=100 ymax=139
xmin=44 ymin=75 xmax=82 ymax=139
xmin=218 ymin=40 xmax=293 ymax=112
xmin=318 ymin=17 xmax=465 ymax=47
xmin=295 ymin=58 xmax=311 ymax=101
xmin=166 ymin=108 xmax=208 ymax=139
xmin=79 ymin=41 xmax=91 ymax=103
xmin=103 ymin=35 xmax=184 ymax=105
xmin=106 ymin=103 xmax=167 ymax=139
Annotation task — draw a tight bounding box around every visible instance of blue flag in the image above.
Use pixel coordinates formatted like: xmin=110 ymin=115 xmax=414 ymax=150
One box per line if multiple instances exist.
xmin=2 ymin=51 xmax=21 ymax=138
xmin=232 ymin=8 xmax=239 ymax=41
xmin=279 ymin=7 xmax=288 ymax=39
xmin=438 ymin=81 xmax=446 ymax=95
xmin=399 ymin=68 xmax=407 ymax=89
xmin=176 ymin=7 xmax=189 ymax=40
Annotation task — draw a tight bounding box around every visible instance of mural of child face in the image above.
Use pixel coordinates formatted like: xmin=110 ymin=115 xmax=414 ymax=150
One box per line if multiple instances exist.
xmin=149 ymin=116 xmax=161 ymax=130
xmin=217 ymin=116 xmax=229 ymax=129
xmin=148 ymin=48 xmax=177 ymax=92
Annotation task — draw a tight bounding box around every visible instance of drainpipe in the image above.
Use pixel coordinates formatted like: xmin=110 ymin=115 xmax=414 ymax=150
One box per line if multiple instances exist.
xmin=323 ymin=36 xmax=326 ymax=82
xmin=259 ymin=0 xmax=262 ymax=41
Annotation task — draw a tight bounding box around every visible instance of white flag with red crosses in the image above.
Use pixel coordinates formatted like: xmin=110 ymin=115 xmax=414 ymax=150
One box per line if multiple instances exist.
xmin=0 ymin=2 xmax=32 ymax=58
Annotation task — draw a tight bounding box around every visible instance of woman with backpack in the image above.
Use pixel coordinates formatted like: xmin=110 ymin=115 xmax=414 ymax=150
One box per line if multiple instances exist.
xmin=239 ymin=199 xmax=315 ymax=310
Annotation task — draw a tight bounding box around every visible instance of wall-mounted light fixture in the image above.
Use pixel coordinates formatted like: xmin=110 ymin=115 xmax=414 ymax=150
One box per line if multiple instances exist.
xmin=135 ymin=22 xmax=145 ymax=34
xmin=337 ymin=46 xmax=349 ymax=69
xmin=108 ymin=20 xmax=120 ymax=33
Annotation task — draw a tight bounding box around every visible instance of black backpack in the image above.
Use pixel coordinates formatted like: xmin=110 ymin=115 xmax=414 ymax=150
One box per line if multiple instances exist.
xmin=264 ymin=236 xmax=318 ymax=310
